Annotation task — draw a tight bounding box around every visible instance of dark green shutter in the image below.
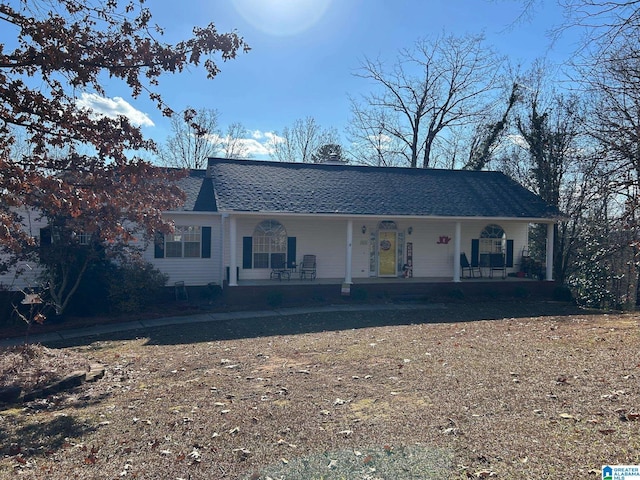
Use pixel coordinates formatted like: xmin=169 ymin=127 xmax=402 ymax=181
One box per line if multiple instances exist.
xmin=154 ymin=232 xmax=164 ymax=258
xmin=201 ymin=226 xmax=211 ymax=258
xmin=242 ymin=236 xmax=253 ymax=269
xmin=287 ymin=237 xmax=297 ymax=268
xmin=40 ymin=227 xmax=52 ymax=246
xmin=506 ymin=239 xmax=514 ymax=268
xmin=471 ymin=239 xmax=479 ymax=267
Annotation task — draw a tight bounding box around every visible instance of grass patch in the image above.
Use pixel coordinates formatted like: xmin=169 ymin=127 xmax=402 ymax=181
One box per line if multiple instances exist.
xmin=243 ymin=444 xmax=453 ymax=479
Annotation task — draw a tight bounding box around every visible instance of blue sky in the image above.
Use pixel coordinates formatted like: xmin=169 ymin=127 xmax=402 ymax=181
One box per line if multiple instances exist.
xmin=67 ymin=0 xmax=577 ymax=159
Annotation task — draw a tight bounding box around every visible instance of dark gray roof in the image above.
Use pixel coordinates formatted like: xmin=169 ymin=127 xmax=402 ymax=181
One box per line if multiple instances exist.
xmin=175 ymin=170 xmax=218 ymax=212
xmin=184 ymin=158 xmax=559 ymax=219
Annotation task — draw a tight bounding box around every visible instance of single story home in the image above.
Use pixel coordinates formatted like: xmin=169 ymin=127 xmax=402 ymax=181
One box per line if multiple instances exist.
xmin=145 ymin=157 xmax=560 ymax=291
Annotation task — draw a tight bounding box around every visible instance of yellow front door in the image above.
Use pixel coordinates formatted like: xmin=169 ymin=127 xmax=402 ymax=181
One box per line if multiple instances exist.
xmin=378 ymin=231 xmax=397 ymax=276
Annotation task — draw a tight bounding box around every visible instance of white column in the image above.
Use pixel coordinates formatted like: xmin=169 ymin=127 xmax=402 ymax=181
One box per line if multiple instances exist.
xmin=229 ymin=216 xmax=238 ymax=286
xmin=220 ymin=214 xmax=227 ymax=286
xmin=345 ymin=219 xmax=353 ymax=284
xmin=453 ymin=221 xmax=461 ymax=282
xmin=546 ymin=222 xmax=554 ymax=282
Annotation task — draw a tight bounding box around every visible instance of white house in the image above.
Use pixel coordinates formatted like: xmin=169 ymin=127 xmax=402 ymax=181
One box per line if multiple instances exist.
xmin=145 ymin=157 xmax=559 ymax=290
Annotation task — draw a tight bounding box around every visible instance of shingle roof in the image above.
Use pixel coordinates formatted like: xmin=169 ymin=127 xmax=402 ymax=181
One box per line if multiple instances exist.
xmin=191 ymin=158 xmax=559 ymax=219
xmin=177 ymin=170 xmax=208 ymax=212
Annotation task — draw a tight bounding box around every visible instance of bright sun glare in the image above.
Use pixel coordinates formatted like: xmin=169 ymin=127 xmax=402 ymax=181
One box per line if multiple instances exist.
xmin=232 ymin=0 xmax=332 ymax=36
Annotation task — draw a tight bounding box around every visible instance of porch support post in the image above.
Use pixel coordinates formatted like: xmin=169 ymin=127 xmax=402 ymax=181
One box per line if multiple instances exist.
xmin=345 ymin=219 xmax=353 ymax=284
xmin=545 ymin=222 xmax=554 ymax=282
xmin=453 ymin=221 xmax=461 ymax=282
xmin=220 ymin=213 xmax=227 ymax=287
xmin=229 ymin=215 xmax=238 ymax=286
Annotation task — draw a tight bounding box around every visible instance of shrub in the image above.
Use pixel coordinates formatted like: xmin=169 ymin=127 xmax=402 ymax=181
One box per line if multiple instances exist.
xmin=63 ymin=259 xmax=114 ymax=317
xmin=63 ymin=258 xmax=168 ymax=317
xmin=202 ymin=282 xmax=222 ymax=304
xmin=108 ymin=260 xmax=169 ymax=314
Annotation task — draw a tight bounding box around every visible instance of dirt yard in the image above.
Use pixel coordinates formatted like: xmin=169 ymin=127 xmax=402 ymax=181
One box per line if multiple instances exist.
xmin=0 ymin=301 xmax=638 ymax=479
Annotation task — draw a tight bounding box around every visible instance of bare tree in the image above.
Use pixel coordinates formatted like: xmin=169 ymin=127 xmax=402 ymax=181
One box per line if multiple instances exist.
xmin=221 ymin=122 xmax=251 ymax=159
xmin=346 ymin=103 xmax=407 ymax=166
xmin=560 ymin=1 xmax=640 ymax=57
xmin=583 ymin=39 xmax=640 ymax=182
xmin=512 ymin=0 xmax=640 ymax=59
xmin=350 ymin=33 xmax=502 ymax=168
xmin=269 ymin=117 xmax=339 ymax=163
xmin=158 ymin=107 xmax=221 ymax=169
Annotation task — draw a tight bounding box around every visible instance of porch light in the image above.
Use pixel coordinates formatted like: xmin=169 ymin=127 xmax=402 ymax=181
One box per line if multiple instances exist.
xmin=361 ymin=225 xmax=367 ymax=234
xmin=408 ymin=226 xmax=413 ymax=235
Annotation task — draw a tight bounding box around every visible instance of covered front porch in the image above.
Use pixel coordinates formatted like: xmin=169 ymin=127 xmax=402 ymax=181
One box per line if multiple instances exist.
xmin=224 ymin=215 xmax=555 ymax=288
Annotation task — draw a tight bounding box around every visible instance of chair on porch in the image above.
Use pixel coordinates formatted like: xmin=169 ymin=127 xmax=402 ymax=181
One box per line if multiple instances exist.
xmin=489 ymin=252 xmax=507 ymax=279
xmin=299 ymin=254 xmax=316 ymax=280
xmin=270 ymin=253 xmax=290 ymax=281
xmin=460 ymin=252 xmax=481 ymax=278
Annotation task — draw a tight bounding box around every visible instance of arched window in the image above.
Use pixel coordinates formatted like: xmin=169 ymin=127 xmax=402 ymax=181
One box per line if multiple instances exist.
xmin=480 ymin=224 xmax=506 ymax=254
xmin=378 ymin=220 xmax=398 ymax=230
xmin=253 ymin=220 xmax=287 ymax=268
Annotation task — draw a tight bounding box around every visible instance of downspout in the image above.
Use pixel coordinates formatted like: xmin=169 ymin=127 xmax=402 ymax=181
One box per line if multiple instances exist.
xmin=453 ymin=221 xmax=461 ymax=282
xmin=546 ymin=222 xmax=554 ymax=282
xmin=229 ymin=215 xmax=238 ymax=286
xmin=345 ymin=219 xmax=353 ymax=284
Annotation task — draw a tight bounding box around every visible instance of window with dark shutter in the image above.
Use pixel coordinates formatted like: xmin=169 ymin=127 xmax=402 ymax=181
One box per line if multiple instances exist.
xmin=201 ymin=226 xmax=211 ymax=258
xmin=154 ymin=232 xmax=165 ymax=258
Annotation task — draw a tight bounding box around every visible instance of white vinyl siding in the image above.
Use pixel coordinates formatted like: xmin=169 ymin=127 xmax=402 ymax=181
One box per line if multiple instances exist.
xmin=144 ymin=214 xmax=222 ymax=287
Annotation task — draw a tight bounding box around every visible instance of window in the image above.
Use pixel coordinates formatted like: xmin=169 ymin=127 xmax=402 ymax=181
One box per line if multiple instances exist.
xmin=76 ymin=232 xmax=92 ymax=245
xmin=253 ymin=220 xmax=287 ymax=268
xmin=165 ymin=226 xmax=201 ymax=258
xmin=40 ymin=226 xmax=92 ymax=245
xmin=479 ymin=224 xmax=506 ymax=254
xmin=378 ymin=220 xmax=398 ymax=230
xmin=471 ymin=224 xmax=513 ymax=269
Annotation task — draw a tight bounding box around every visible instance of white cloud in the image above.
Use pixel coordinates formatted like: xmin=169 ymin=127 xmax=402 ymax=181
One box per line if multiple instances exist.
xmin=205 ymin=131 xmax=277 ymax=159
xmin=366 ymin=133 xmax=393 ymax=145
xmin=250 ymin=130 xmax=285 ymax=144
xmin=505 ymin=134 xmax=528 ymax=149
xmin=239 ymin=138 xmax=272 ymax=157
xmin=76 ymin=92 xmax=154 ymax=127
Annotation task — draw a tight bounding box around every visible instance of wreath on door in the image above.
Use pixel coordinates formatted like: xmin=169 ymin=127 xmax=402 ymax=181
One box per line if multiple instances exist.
xmin=380 ymin=239 xmax=391 ymax=251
